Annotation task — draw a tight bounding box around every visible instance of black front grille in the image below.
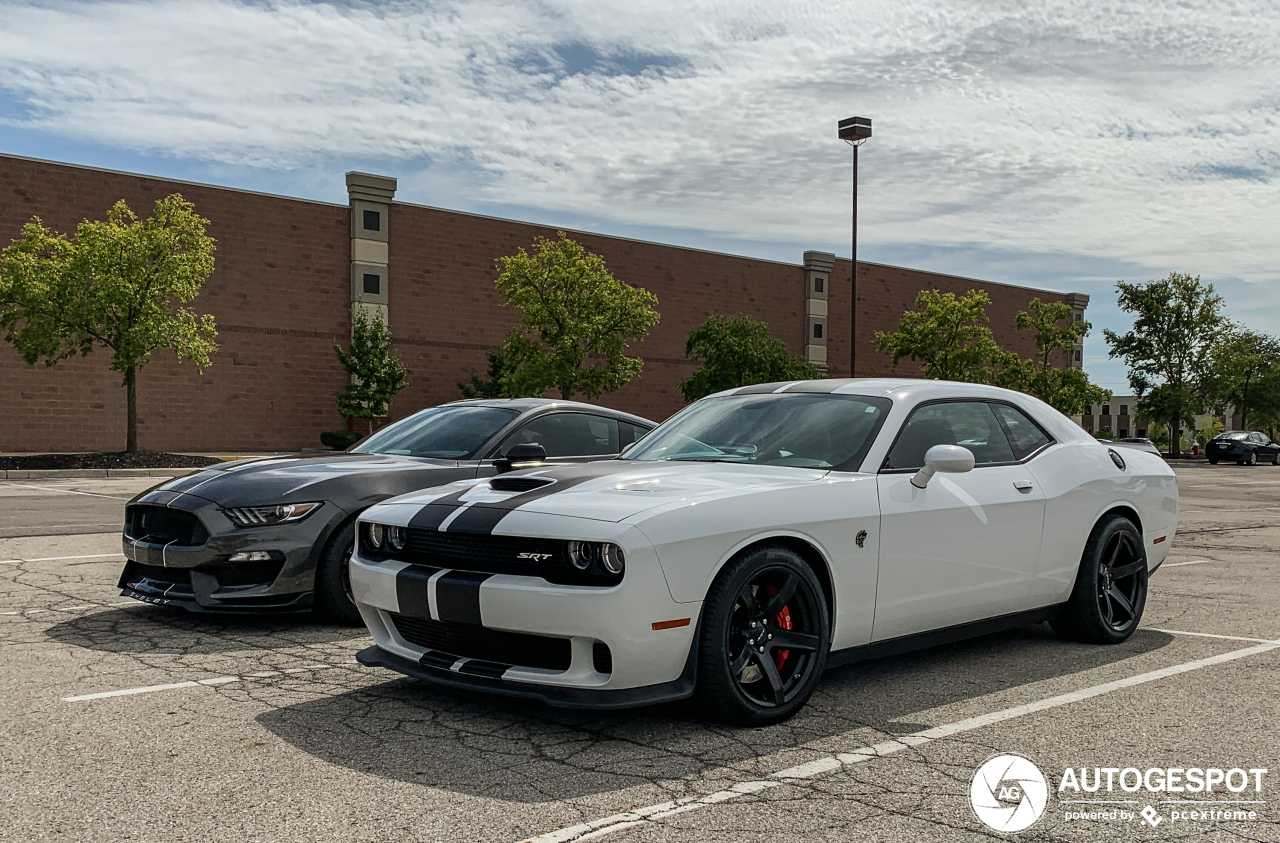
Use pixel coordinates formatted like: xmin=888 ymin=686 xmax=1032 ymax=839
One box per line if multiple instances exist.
xmin=389 ymin=613 xmax=572 ymax=671
xmin=121 ymin=561 xmax=192 ymax=586
xmin=213 ymin=559 xmax=285 ymax=587
xmin=394 ymin=529 xmax=613 ymax=586
xmin=124 ymin=505 xmax=208 ymax=546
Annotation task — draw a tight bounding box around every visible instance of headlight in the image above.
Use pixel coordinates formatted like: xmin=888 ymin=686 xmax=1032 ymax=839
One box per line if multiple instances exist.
xmin=387 ymin=525 xmax=406 ymax=551
xmin=567 ymin=541 xmax=625 ymax=576
xmin=224 ymin=502 xmax=321 ymax=528
xmin=366 ymin=522 xmax=385 ymax=550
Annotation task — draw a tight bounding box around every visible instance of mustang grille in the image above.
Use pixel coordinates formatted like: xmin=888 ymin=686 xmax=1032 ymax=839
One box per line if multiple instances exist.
xmin=124 ymin=505 xmax=209 ymax=547
xmin=389 ymin=613 xmax=572 ymax=671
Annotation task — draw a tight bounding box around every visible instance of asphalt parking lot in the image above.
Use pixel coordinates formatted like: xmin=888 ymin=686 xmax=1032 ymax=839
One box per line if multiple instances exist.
xmin=2 ymin=465 xmax=1277 ymax=842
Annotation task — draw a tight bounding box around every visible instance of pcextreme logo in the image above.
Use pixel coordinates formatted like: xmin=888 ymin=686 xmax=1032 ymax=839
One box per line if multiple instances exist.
xmin=970 ymin=754 xmax=1050 ymax=832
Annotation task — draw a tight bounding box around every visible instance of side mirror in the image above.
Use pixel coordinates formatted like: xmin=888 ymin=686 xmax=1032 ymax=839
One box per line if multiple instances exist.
xmin=495 ymin=443 xmax=547 ymax=474
xmin=910 ymin=444 xmax=976 ymax=489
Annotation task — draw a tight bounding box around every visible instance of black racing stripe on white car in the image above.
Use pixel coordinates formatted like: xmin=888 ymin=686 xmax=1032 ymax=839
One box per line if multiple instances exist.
xmin=443 ymin=461 xmax=641 ymax=535
xmin=419 ymin=651 xmax=459 ymax=670
xmin=394 ymin=564 xmax=441 ymax=619
xmin=434 ymin=570 xmax=492 ymax=624
xmin=407 ymin=487 xmax=476 ymax=530
xmin=456 ymin=659 xmax=511 ymax=678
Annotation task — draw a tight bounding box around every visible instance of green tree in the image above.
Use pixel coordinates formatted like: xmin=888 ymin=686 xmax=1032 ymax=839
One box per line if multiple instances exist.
xmin=677 ymin=314 xmax=822 ymax=402
xmin=998 ymin=298 xmax=1111 ymax=414
xmin=1103 ymin=273 xmax=1229 ymax=457
xmin=0 ymin=195 xmax=217 ymax=453
xmin=458 ymin=346 xmax=523 ymax=399
xmin=874 ymin=289 xmax=1011 ymax=383
xmin=494 ymin=233 xmax=659 ymax=400
xmin=1204 ymin=328 xmax=1280 ymax=430
xmin=334 ymin=309 xmax=408 ymax=422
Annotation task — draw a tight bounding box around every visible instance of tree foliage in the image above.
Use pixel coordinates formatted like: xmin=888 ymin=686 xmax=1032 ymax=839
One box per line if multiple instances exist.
xmin=1103 ymin=273 xmax=1229 ymax=457
xmin=874 ymin=289 xmax=1010 ymax=383
xmin=1204 ymin=327 xmax=1280 ymax=431
xmin=0 ymin=195 xmax=217 ymax=452
xmin=998 ymin=298 xmax=1111 ymax=415
xmin=334 ymin=309 xmax=408 ymax=420
xmin=493 ymin=233 xmax=659 ymax=400
xmin=458 ymin=345 xmax=523 ymax=399
xmin=677 ymin=314 xmax=822 ymax=402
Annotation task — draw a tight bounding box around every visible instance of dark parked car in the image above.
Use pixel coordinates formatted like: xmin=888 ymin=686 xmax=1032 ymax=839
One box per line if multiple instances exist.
xmin=118 ymin=399 xmax=655 ymax=622
xmin=1206 ymin=431 xmax=1280 ymax=466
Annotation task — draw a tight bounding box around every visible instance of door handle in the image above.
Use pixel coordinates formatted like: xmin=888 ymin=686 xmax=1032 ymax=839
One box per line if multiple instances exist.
xmin=1013 ymin=480 xmax=1033 ymax=493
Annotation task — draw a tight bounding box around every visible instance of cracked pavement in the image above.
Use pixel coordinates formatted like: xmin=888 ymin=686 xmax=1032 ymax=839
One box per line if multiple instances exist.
xmin=1 ymin=466 xmax=1277 ymax=841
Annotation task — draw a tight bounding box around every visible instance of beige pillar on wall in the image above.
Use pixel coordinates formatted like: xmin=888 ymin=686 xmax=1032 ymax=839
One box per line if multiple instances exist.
xmin=346 ymin=172 xmax=396 ymax=329
xmin=802 ymin=251 xmax=835 ymax=371
xmin=1063 ymin=292 xmax=1090 ymax=370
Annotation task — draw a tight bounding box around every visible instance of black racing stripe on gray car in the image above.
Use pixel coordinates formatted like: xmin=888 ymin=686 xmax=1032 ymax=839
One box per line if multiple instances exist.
xmin=407 ymin=488 xmax=475 ymax=530
xmin=394 ymin=564 xmax=441 ymax=619
xmin=434 ymin=570 xmax=492 ymax=624
xmin=457 ymin=659 xmax=511 ymax=678
xmin=444 ymin=461 xmax=642 ymax=535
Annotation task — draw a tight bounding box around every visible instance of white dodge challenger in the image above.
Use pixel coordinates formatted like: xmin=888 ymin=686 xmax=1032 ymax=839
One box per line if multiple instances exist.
xmin=350 ymin=379 xmax=1178 ymax=725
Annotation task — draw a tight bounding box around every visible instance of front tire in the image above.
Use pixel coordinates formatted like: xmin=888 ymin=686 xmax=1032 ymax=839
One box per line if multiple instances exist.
xmin=314 ymin=521 xmax=363 ymax=626
xmin=1208 ymin=457 xmax=1219 ymax=465
xmin=1051 ymin=515 xmax=1147 ymax=644
xmin=695 ymin=545 xmax=830 ymax=726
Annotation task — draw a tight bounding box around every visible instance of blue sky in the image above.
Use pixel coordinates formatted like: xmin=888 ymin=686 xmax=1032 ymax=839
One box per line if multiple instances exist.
xmin=2 ymin=0 xmax=1278 ymax=392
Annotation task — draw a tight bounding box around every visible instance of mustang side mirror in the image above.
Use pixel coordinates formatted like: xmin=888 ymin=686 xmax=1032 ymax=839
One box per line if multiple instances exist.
xmin=496 ymin=443 xmax=547 ymax=474
xmin=910 ymin=444 xmax=976 ymax=489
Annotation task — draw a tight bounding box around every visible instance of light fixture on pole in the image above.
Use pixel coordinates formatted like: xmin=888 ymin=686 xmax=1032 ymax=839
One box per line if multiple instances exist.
xmin=837 ymin=115 xmax=871 ymax=377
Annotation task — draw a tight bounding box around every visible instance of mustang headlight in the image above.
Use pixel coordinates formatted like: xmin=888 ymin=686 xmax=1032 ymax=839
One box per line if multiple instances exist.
xmin=224 ymin=502 xmax=321 ymax=528
xmin=567 ymin=541 xmax=625 ymax=576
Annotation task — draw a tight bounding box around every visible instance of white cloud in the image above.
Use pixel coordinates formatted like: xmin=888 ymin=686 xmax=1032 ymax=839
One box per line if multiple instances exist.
xmin=1 ymin=0 xmax=1278 ymax=286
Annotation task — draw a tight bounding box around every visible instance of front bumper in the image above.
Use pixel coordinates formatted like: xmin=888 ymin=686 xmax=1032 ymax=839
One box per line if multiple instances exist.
xmin=118 ymin=491 xmax=338 ymax=613
xmin=349 ymin=531 xmax=701 ymax=705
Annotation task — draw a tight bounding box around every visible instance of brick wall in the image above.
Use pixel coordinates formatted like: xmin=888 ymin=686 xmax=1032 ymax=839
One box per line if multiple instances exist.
xmin=0 ymin=154 xmax=1069 ymax=453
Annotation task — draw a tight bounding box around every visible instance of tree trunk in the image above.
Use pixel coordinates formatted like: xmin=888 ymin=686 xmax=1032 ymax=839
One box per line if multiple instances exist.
xmin=125 ymin=366 xmax=138 ymax=454
xmin=1169 ymin=419 xmax=1180 ymax=458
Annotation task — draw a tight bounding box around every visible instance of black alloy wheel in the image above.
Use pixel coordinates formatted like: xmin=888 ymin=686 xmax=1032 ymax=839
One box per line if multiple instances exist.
xmin=1095 ymin=530 xmax=1145 ymax=634
xmin=1052 ymin=515 xmax=1147 ymax=644
xmin=696 ymin=545 xmax=829 ymax=726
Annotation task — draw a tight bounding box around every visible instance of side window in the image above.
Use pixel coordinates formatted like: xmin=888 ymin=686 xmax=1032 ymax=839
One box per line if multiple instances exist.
xmin=500 ymin=413 xmax=620 ymax=457
xmin=885 ymin=401 xmax=1016 ymax=470
xmin=618 ymin=421 xmax=651 ymax=449
xmin=992 ymin=403 xmax=1053 ymax=460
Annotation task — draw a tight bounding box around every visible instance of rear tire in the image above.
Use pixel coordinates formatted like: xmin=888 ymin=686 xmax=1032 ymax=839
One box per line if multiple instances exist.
xmin=1051 ymin=515 xmax=1147 ymax=644
xmin=314 ymin=521 xmax=363 ymax=626
xmin=1208 ymin=458 xmax=1219 ymax=465
xmin=695 ymin=545 xmax=830 ymax=726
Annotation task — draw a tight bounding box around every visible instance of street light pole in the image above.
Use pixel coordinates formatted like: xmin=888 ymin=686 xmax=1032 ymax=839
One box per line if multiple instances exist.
xmin=837 ymin=116 xmax=871 ymax=377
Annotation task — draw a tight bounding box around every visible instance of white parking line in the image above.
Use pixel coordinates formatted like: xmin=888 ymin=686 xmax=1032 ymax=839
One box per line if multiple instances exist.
xmin=63 ymin=664 xmax=337 ymax=702
xmin=1162 ymin=560 xmax=1209 ymax=568
xmin=519 ymin=635 xmax=1280 ymax=843
xmin=0 ymin=553 xmax=124 ymax=566
xmin=5 ymin=483 xmax=133 ymax=500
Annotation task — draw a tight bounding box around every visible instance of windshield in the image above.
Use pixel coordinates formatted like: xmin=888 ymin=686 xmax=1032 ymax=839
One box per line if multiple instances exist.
xmin=353 ymin=406 xmax=519 ymax=459
xmin=624 ymin=393 xmax=891 ymax=470
xmin=1217 ymin=432 xmax=1250 ymax=441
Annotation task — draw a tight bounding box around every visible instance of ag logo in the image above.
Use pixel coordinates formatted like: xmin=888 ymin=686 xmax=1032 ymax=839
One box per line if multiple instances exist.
xmin=970 ymin=754 xmax=1049 ymax=832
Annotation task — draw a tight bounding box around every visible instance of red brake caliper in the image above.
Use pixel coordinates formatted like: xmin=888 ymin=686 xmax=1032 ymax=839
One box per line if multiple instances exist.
xmin=764 ymin=585 xmax=793 ymax=671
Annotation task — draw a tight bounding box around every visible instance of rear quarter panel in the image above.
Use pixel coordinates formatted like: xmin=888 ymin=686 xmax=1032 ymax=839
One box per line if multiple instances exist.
xmin=1027 ymin=441 xmax=1178 ymax=604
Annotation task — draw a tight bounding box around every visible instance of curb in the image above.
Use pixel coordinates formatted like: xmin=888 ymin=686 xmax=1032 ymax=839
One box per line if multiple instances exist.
xmin=1 ymin=467 xmax=204 ymax=480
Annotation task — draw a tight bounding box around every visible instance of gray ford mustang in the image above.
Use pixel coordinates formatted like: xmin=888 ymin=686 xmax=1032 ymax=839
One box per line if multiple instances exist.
xmin=118 ymin=399 xmax=654 ymax=623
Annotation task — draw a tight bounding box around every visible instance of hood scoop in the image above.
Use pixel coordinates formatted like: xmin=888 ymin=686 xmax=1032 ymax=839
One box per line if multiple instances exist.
xmin=488 ymin=476 xmax=554 ymax=493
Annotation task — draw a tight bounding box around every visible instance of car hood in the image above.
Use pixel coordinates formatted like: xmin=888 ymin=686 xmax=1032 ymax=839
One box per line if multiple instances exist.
xmin=378 ymin=460 xmax=834 ymax=524
xmin=140 ymin=453 xmax=463 ymax=509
